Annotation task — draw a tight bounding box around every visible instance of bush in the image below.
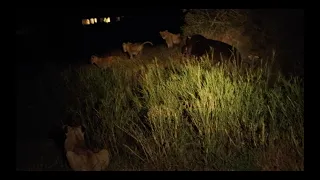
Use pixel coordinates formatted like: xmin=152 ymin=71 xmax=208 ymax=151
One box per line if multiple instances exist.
xmin=182 ymin=9 xmax=277 ymax=63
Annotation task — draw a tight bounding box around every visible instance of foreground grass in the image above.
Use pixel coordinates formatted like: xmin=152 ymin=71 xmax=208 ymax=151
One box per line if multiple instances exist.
xmin=61 ymin=49 xmax=304 ymax=171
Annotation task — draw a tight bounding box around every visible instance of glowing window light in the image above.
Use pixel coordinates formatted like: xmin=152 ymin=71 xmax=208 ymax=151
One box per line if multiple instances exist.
xmin=94 ymin=18 xmax=97 ymax=23
xmin=90 ymin=18 xmax=95 ymax=24
xmin=103 ymin=17 xmax=111 ymax=23
xmin=82 ymin=19 xmax=90 ymax=25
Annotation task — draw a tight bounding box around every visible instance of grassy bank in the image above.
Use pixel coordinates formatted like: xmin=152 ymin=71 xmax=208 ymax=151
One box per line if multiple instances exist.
xmin=61 ymin=50 xmax=304 ymax=170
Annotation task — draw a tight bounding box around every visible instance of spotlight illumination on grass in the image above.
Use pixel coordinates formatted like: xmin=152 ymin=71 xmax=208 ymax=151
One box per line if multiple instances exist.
xmin=62 ymin=52 xmax=303 ymax=170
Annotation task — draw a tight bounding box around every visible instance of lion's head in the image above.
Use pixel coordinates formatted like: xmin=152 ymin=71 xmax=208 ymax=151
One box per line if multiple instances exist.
xmin=90 ymin=55 xmax=101 ymax=64
xmin=122 ymin=43 xmax=129 ymax=52
xmin=63 ymin=125 xmax=86 ymax=152
xmin=159 ymin=30 xmax=169 ymax=39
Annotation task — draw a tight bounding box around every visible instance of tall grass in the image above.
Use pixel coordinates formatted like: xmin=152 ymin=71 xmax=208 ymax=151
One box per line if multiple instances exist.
xmin=61 ymin=54 xmax=304 ymax=170
xmin=60 ymin=9 xmax=303 ymax=171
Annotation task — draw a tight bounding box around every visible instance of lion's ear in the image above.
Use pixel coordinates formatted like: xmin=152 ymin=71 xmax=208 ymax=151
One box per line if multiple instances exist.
xmin=62 ymin=125 xmax=68 ymax=133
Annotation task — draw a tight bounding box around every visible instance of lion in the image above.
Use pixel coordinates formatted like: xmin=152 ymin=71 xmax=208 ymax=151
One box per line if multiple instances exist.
xmin=122 ymin=41 xmax=153 ymax=59
xmin=159 ymin=30 xmax=182 ymax=48
xmin=63 ymin=125 xmax=110 ymax=171
xmin=90 ymin=55 xmax=114 ymax=68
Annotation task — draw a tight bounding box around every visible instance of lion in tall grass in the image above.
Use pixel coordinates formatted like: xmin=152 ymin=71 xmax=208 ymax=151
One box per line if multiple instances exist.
xmin=90 ymin=55 xmax=114 ymax=68
xmin=63 ymin=125 xmax=110 ymax=171
xmin=122 ymin=41 xmax=153 ymax=59
xmin=159 ymin=30 xmax=182 ymax=48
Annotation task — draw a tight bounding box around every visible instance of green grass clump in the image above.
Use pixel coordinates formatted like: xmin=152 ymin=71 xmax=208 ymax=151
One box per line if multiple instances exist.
xmin=61 ymin=53 xmax=304 ymax=170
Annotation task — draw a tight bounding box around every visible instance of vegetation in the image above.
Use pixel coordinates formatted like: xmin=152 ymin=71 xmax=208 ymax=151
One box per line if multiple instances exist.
xmin=59 ymin=9 xmax=304 ymax=171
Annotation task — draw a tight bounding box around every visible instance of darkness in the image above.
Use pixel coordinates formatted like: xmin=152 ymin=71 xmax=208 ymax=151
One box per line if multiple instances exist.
xmin=16 ymin=8 xmax=185 ymax=64
xmin=16 ymin=8 xmax=304 ymax=67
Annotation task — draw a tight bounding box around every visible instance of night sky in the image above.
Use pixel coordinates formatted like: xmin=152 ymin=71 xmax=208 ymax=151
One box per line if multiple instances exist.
xmin=16 ymin=8 xmax=183 ymax=26
xmin=16 ymin=8 xmax=186 ymax=63
xmin=16 ymin=8 xmax=303 ymax=67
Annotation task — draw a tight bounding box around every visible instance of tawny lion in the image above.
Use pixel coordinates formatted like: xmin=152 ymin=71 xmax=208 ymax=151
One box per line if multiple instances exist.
xmin=90 ymin=55 xmax=113 ymax=69
xmin=159 ymin=30 xmax=182 ymax=48
xmin=122 ymin=41 xmax=153 ymax=59
xmin=63 ymin=125 xmax=110 ymax=171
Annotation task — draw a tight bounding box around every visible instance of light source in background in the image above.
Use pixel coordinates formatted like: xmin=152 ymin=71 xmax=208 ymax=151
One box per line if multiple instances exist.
xmin=103 ymin=17 xmax=111 ymax=23
xmin=82 ymin=19 xmax=90 ymax=25
xmin=90 ymin=18 xmax=95 ymax=24
xmin=83 ymin=16 xmax=117 ymax=25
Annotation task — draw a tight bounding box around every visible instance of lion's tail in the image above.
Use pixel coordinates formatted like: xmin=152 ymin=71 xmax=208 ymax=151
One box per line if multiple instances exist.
xmin=142 ymin=41 xmax=153 ymax=46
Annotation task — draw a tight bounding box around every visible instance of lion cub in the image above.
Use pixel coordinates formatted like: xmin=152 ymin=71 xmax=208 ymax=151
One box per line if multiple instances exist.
xmin=159 ymin=30 xmax=182 ymax=48
xmin=122 ymin=41 xmax=153 ymax=59
xmin=63 ymin=125 xmax=110 ymax=171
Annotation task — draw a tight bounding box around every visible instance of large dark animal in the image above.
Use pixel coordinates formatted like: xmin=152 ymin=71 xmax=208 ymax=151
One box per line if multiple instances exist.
xmin=182 ymin=34 xmax=242 ymax=64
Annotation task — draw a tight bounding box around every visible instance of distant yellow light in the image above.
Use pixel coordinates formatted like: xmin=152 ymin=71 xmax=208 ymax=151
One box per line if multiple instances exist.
xmin=82 ymin=19 xmax=90 ymax=25
xmin=103 ymin=17 xmax=111 ymax=23
xmin=90 ymin=18 xmax=95 ymax=24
